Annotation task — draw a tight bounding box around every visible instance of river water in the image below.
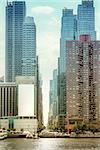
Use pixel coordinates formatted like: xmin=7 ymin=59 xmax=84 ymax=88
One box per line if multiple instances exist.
xmin=0 ymin=138 xmax=100 ymax=150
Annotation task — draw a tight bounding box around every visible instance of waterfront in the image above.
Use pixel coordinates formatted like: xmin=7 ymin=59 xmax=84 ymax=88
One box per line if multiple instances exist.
xmin=0 ymin=138 xmax=100 ymax=150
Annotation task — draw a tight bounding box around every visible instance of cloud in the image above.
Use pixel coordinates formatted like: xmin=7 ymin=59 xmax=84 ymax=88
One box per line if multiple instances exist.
xmin=32 ymin=6 xmax=55 ymax=15
xmin=48 ymin=17 xmax=60 ymax=28
xmin=37 ymin=30 xmax=59 ymax=125
xmin=37 ymin=31 xmax=59 ymax=76
xmin=35 ymin=15 xmax=60 ymax=124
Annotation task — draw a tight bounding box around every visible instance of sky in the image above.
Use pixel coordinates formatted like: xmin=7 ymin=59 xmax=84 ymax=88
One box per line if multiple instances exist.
xmin=0 ymin=0 xmax=100 ymax=125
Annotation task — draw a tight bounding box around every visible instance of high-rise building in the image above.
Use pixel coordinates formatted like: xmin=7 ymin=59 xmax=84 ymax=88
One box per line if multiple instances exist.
xmin=58 ymin=8 xmax=77 ymax=129
xmin=49 ymin=80 xmax=54 ymax=107
xmin=77 ymin=0 xmax=96 ymax=40
xmin=5 ymin=1 xmax=26 ymax=82
xmin=5 ymin=1 xmax=42 ymax=131
xmin=65 ymin=35 xmax=100 ymax=125
xmin=60 ymin=8 xmax=77 ymax=73
xmin=58 ymin=0 xmax=97 ymax=130
xmin=0 ymin=83 xmax=17 ymax=117
xmin=49 ymin=69 xmax=58 ymax=107
xmin=36 ymin=57 xmax=43 ymax=130
xmin=22 ymin=17 xmax=36 ymax=76
xmin=48 ymin=69 xmax=58 ymax=129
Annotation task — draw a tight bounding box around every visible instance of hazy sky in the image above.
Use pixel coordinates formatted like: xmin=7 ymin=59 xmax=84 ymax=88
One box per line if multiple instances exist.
xmin=0 ymin=0 xmax=100 ymax=125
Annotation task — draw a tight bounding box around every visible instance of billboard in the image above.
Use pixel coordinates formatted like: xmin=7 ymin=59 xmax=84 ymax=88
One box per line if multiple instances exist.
xmin=18 ymin=84 xmax=34 ymax=116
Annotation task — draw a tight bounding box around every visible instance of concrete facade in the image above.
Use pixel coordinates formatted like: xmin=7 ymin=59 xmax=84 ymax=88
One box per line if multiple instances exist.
xmin=16 ymin=76 xmax=36 ymax=117
xmin=0 ymin=118 xmax=9 ymax=129
xmin=0 ymin=116 xmax=38 ymax=133
xmin=14 ymin=117 xmax=38 ymax=133
xmin=0 ymin=83 xmax=18 ymax=117
xmin=66 ymin=35 xmax=100 ymax=124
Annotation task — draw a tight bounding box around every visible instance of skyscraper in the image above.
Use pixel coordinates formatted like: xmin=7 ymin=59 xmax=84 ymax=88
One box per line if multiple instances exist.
xmin=65 ymin=35 xmax=100 ymax=124
xmin=60 ymin=8 xmax=77 ymax=73
xmin=48 ymin=69 xmax=58 ymax=129
xmin=5 ymin=1 xmax=26 ymax=82
xmin=49 ymin=69 xmax=58 ymax=109
xmin=22 ymin=17 xmax=36 ymax=76
xmin=57 ymin=0 xmax=97 ymax=130
xmin=58 ymin=8 xmax=77 ymax=129
xmin=77 ymin=0 xmax=96 ymax=40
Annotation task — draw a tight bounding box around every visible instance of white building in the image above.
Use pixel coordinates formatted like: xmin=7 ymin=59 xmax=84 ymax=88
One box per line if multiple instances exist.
xmin=14 ymin=116 xmax=38 ymax=133
xmin=0 ymin=77 xmax=38 ymax=132
xmin=18 ymin=84 xmax=35 ymax=116
xmin=16 ymin=76 xmax=36 ymax=117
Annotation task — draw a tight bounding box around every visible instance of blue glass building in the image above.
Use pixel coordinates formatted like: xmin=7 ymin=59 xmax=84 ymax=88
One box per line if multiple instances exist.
xmin=60 ymin=8 xmax=77 ymax=73
xmin=77 ymin=0 xmax=96 ymax=40
xmin=5 ymin=1 xmax=26 ymax=82
xmin=5 ymin=2 xmax=13 ymax=82
xmin=22 ymin=17 xmax=36 ymax=76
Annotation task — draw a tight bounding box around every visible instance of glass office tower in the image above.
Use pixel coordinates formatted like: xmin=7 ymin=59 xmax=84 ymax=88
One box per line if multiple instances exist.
xmin=5 ymin=1 xmax=26 ymax=82
xmin=22 ymin=17 xmax=36 ymax=76
xmin=60 ymin=8 xmax=77 ymax=73
xmin=77 ymin=0 xmax=96 ymax=40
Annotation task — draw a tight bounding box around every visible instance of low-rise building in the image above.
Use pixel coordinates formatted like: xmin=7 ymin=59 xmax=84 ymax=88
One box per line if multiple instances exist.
xmin=0 ymin=83 xmax=18 ymax=117
xmin=0 ymin=116 xmax=38 ymax=133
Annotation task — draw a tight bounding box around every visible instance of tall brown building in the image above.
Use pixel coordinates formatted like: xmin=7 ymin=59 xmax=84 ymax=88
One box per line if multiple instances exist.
xmin=66 ymin=35 xmax=100 ymax=124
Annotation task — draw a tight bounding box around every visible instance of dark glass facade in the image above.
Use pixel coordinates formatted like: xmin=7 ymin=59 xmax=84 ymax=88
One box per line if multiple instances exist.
xmin=5 ymin=1 xmax=26 ymax=82
xmin=77 ymin=0 xmax=96 ymax=40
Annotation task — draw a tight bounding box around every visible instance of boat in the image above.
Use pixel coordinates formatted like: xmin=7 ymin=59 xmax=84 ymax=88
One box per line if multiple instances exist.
xmin=0 ymin=129 xmax=7 ymax=140
xmin=26 ymin=133 xmax=33 ymax=139
xmin=39 ymin=130 xmax=70 ymax=138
